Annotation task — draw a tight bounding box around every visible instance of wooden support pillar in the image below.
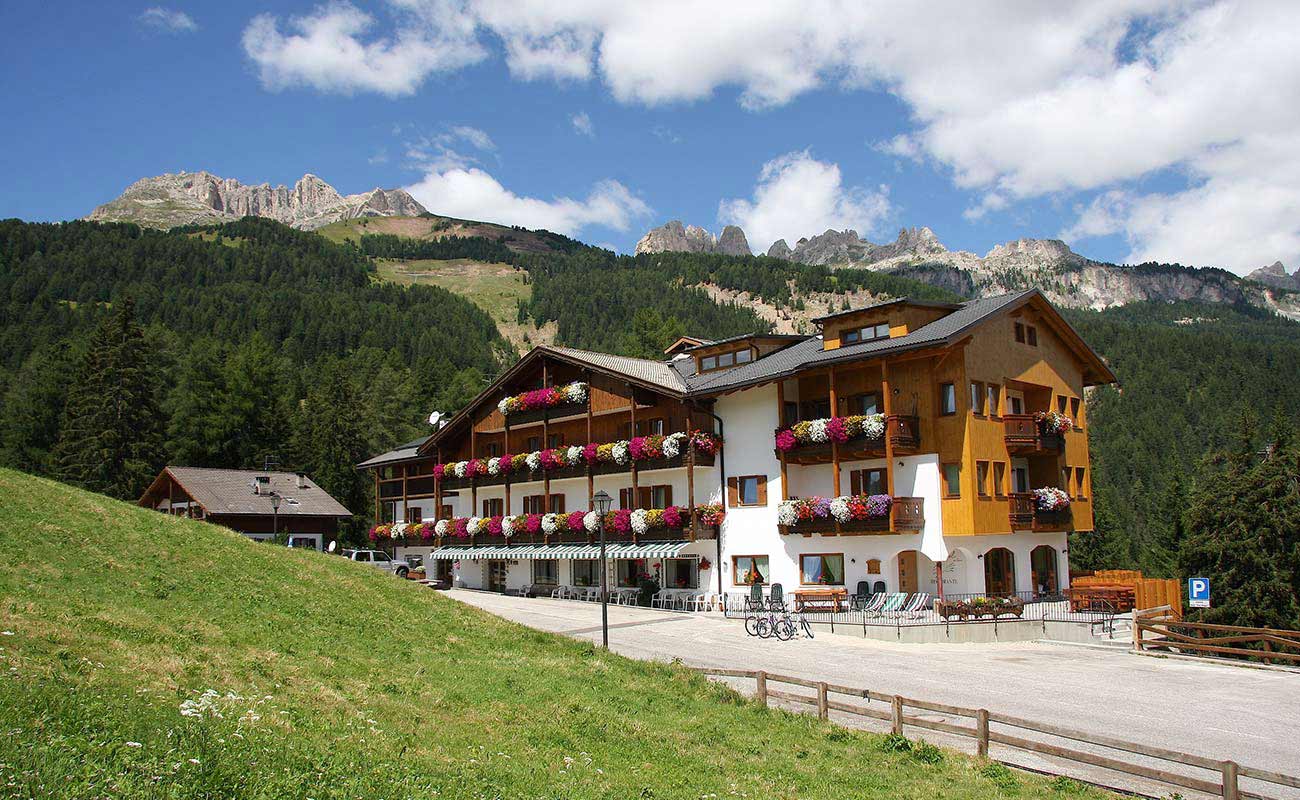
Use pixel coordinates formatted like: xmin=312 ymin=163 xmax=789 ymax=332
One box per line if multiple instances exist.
xmin=586 ymin=370 xmax=595 ymax=510
xmin=503 ymin=419 xmax=511 ymax=516
xmin=401 ymin=465 xmax=409 ymax=524
xmin=434 ymin=447 xmax=443 ymax=525
xmin=829 ymin=369 xmax=841 ymax=498
xmin=629 ymin=389 xmax=639 ymax=503
xmin=776 ymin=381 xmax=789 ymax=501
xmin=470 ymin=425 xmax=478 ymax=515
xmin=542 ymin=359 xmax=549 ymax=515
xmin=881 ymin=362 xmax=896 ymax=498
xmin=687 ymin=439 xmax=697 ymax=540
xmin=975 ymin=709 xmax=989 ymax=757
xmin=167 ymin=478 xmax=175 ymax=515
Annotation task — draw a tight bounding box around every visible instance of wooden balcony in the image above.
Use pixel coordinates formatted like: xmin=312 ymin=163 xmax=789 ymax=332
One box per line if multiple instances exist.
xmin=499 ymin=398 xmax=588 ymax=427
xmin=778 ymin=497 xmax=925 ymax=536
xmin=415 ymin=520 xmax=718 ymax=548
xmin=1009 ymin=493 xmax=1073 ymax=531
xmin=888 ymin=415 xmax=921 ymax=452
xmin=773 ymin=415 xmax=921 ymax=465
xmin=1004 ymin=414 xmax=1064 ymax=455
xmin=439 ymin=448 xmax=715 ymax=491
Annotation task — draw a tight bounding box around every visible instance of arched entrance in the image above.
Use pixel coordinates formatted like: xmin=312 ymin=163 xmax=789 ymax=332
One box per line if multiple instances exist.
xmin=1030 ymin=545 xmax=1059 ymax=596
xmin=983 ymin=548 xmax=1016 ymax=596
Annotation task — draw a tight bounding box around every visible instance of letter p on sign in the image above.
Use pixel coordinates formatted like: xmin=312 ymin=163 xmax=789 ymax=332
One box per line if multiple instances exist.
xmin=1189 ymin=577 xmax=1210 ymax=608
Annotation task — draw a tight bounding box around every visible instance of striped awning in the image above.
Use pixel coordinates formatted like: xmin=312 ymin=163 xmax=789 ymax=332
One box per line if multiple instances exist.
xmin=425 ymin=541 xmax=696 ymax=560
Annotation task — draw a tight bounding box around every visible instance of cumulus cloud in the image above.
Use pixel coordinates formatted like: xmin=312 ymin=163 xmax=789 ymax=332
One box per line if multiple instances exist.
xmin=570 ymin=111 xmax=594 ymax=138
xmin=404 ymin=168 xmax=650 ymax=237
xmin=241 ymin=2 xmax=484 ymax=96
xmin=404 ymin=124 xmax=496 ymax=172
xmin=139 ymin=7 xmax=197 ymax=33
xmin=718 ymin=151 xmax=890 ymax=253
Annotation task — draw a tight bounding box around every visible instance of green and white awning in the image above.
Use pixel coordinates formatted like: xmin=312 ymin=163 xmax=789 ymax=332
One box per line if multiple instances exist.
xmin=425 ymin=541 xmax=697 ymax=560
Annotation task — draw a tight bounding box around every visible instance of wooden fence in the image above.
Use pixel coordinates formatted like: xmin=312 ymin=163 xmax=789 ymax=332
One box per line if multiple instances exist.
xmin=1135 ymin=606 xmax=1300 ymax=665
xmin=1072 ymin=571 xmax=1183 ymax=618
xmin=693 ymin=667 xmax=1299 ymax=800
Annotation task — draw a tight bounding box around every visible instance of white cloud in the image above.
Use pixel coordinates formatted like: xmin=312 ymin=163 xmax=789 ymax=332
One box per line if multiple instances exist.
xmin=404 ymin=168 xmax=650 ymax=237
xmin=651 ymin=125 xmax=681 ymax=145
xmin=139 ymin=7 xmax=197 ymax=33
xmin=570 ymin=111 xmax=594 ymax=138
xmin=404 ymin=125 xmax=496 ymax=172
xmin=718 ymin=151 xmax=890 ymax=253
xmin=241 ymin=2 xmax=485 ymax=96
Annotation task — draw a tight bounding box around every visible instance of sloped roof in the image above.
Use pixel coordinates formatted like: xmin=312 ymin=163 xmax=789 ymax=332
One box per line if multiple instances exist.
xmin=356 ymin=437 xmax=428 ymax=469
xmin=544 ymin=346 xmax=687 ymax=393
xmin=155 ymin=467 xmax=352 ymax=517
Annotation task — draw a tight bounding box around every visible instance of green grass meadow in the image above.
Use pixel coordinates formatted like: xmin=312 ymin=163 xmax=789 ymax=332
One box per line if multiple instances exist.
xmin=0 ymin=468 xmax=1108 ymax=798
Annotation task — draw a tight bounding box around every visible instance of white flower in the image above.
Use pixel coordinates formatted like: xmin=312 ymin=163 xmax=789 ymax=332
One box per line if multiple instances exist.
xmin=777 ymin=502 xmax=798 ymax=526
xmin=861 ymin=413 xmax=886 ymax=440
xmin=434 ymin=519 xmax=448 ymax=537
xmin=541 ymin=513 xmax=559 ymax=534
xmin=807 ymin=418 xmax=829 ymax=442
xmin=662 ymin=432 xmax=685 ymax=459
xmin=583 ymin=511 xmax=601 ymax=533
xmin=829 ymin=497 xmax=851 ymax=523
xmin=566 ymin=445 xmax=584 ymax=464
xmin=565 ymin=382 xmax=588 ymax=403
xmin=630 ymin=509 xmax=649 ymax=535
xmin=125 ymin=741 xmax=142 ymax=748
xmin=501 ymin=516 xmax=516 ymax=538
xmin=391 ymin=522 xmax=407 ymax=540
xmin=453 ymin=461 xmax=468 ymax=478
xmin=487 ymin=457 xmax=501 ymax=475
xmin=525 ymin=452 xmax=542 ymax=472
xmin=497 ymin=399 xmax=509 ymax=415
xmin=612 ymin=441 xmax=630 ymax=465
xmin=468 ymin=516 xmax=484 ymax=535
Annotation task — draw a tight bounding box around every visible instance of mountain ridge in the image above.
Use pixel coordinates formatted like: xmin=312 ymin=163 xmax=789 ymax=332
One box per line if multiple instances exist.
xmin=87 ymin=170 xmax=427 ymax=230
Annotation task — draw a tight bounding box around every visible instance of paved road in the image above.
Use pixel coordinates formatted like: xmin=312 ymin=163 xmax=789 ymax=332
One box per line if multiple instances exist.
xmin=449 ymin=589 xmax=1300 ymax=798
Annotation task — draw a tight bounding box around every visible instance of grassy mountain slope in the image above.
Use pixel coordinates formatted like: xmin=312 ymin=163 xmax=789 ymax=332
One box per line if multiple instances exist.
xmin=0 ymin=468 xmax=1099 ymax=799
xmin=317 ymin=214 xmax=576 ymax=255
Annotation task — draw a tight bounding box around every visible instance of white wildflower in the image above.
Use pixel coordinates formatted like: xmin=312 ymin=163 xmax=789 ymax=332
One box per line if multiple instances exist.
xmin=541 ymin=513 xmax=559 ymax=535
xmin=777 ymin=502 xmax=798 ymax=527
xmin=630 ymin=509 xmax=649 ymax=535
xmin=583 ymin=511 xmax=601 ymax=533
xmin=612 ymin=440 xmax=630 ymax=465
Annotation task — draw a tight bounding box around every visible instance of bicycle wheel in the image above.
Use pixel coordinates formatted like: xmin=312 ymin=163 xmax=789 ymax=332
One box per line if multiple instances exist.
xmin=800 ymin=616 xmax=815 ymax=639
xmin=744 ymin=614 xmax=761 ymax=637
xmin=755 ymin=616 xmax=774 ymax=638
xmin=774 ymin=616 xmax=795 ymax=641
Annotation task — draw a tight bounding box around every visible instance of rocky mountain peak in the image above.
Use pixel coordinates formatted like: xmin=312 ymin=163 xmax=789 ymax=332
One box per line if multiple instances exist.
xmin=635 ymin=220 xmax=752 ymax=256
xmin=1246 ymin=260 xmax=1300 ymax=291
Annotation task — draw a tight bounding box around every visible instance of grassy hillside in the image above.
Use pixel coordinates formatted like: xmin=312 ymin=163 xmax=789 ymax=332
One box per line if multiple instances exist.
xmin=0 ymin=468 xmax=1103 ymax=799
xmin=317 ymin=214 xmax=573 ymax=254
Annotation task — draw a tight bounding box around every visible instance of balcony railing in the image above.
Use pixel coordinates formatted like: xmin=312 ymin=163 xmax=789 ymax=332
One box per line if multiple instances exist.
xmin=438 ymin=448 xmax=715 ymax=491
xmin=392 ymin=519 xmax=718 ymax=548
xmin=777 ymin=496 xmax=925 ymax=536
xmin=1009 ymin=492 xmax=1073 ymax=531
xmin=773 ymin=415 xmax=920 ymax=465
xmin=1003 ymin=414 xmax=1064 ymax=455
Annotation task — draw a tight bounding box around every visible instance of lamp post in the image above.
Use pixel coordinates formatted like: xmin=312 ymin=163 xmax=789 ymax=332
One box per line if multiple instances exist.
xmin=593 ymin=490 xmax=614 ymax=649
xmin=270 ymin=492 xmax=281 ymax=545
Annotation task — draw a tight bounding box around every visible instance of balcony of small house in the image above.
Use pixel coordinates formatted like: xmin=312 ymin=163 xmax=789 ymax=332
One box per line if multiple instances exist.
xmin=427 ymin=512 xmax=719 ymax=548
xmin=436 ymin=436 xmax=718 ymax=490
xmin=1003 ymin=414 xmax=1065 ymax=456
xmin=1008 ymin=492 xmax=1074 ymax=532
xmin=777 ymin=496 xmax=925 ymax=536
xmin=773 ymin=415 xmax=919 ymax=464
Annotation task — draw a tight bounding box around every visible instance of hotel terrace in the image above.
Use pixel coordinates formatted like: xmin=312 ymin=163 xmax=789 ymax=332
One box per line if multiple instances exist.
xmin=358 ymin=289 xmax=1115 ymax=605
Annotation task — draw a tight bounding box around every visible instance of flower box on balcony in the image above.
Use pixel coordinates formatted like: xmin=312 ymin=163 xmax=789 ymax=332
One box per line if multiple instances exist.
xmin=777 ymin=494 xmax=894 ymax=536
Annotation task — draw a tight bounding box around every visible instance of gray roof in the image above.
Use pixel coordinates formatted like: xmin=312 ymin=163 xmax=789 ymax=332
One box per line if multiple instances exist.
xmin=544 ymin=346 xmax=687 ymax=393
xmin=165 ymin=467 xmax=352 ymax=517
xmin=684 ymin=291 xmax=1036 ymax=394
xmin=356 ymin=437 xmax=428 ymax=469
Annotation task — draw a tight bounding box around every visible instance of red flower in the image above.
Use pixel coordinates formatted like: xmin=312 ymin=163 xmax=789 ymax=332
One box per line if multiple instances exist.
xmin=567 ymin=511 xmax=586 ymax=531
xmin=663 ymin=505 xmax=683 ymax=529
xmin=582 ymin=442 xmax=599 ymax=464
xmin=629 ymin=436 xmax=647 ymax=461
xmin=613 ymin=509 xmax=633 ymax=533
xmin=526 ymin=514 xmax=542 ymax=534
xmin=487 ymin=516 xmax=503 ymax=535
xmin=826 ymin=416 xmax=848 ymax=443
xmin=775 ymin=429 xmax=798 ymax=452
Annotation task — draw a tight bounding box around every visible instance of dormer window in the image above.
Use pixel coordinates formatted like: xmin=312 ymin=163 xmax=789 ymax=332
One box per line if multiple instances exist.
xmin=698 ymin=346 xmax=754 ymax=372
xmin=842 ymin=323 xmax=890 ymax=345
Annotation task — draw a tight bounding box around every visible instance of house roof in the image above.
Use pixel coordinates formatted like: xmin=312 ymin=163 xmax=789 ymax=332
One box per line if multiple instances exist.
xmin=810 ymin=297 xmax=963 ymax=324
xmin=355 ymin=437 xmax=429 ymax=469
xmin=681 ymin=333 xmax=809 ymax=353
xmin=544 ymin=346 xmax=688 ymax=393
xmin=145 ymin=467 xmax=352 ymax=517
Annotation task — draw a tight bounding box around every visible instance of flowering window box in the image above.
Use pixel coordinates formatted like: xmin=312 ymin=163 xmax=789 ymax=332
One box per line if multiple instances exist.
xmin=497 ymin=382 xmax=588 ymax=425
xmin=777 ymin=494 xmax=893 ymax=535
xmin=1009 ymin=489 xmax=1073 ymax=531
xmin=1003 ymin=413 xmax=1067 ymax=455
xmin=774 ymin=415 xmax=887 ymax=463
xmin=434 ymin=432 xmax=722 ymax=486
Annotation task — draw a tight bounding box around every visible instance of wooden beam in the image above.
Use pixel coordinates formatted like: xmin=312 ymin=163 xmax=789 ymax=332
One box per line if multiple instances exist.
xmin=829 ymin=368 xmax=841 ymax=498
xmin=776 ymin=380 xmax=789 ymax=501
xmin=434 ymin=447 xmax=443 ymax=525
xmin=629 ymin=386 xmax=638 ymax=501
xmin=882 ymin=361 xmax=896 ymax=499
xmin=586 ymin=370 xmax=594 ymax=510
xmin=541 ymin=357 xmax=549 ymax=514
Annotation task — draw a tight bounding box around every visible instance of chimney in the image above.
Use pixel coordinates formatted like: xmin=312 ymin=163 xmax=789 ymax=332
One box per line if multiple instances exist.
xmin=296 ymin=472 xmax=308 ymax=489
xmin=251 ymin=475 xmax=270 ymax=495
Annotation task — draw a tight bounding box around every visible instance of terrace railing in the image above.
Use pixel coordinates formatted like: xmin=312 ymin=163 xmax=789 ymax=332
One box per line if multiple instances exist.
xmin=1003 ymin=414 xmax=1064 ymax=455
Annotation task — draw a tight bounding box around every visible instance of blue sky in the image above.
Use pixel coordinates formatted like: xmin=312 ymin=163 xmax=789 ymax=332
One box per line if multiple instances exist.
xmin=3 ymin=2 xmax=1299 ymax=275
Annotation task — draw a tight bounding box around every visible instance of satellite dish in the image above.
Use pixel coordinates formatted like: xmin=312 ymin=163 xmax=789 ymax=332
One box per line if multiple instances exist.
xmin=327 ymin=540 xmax=337 ymax=553
xmin=428 ymin=410 xmax=446 ymax=428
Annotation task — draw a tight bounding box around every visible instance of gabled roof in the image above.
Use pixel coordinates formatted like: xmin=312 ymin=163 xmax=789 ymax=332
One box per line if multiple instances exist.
xmin=810 ymin=297 xmax=962 ymax=324
xmin=143 ymin=467 xmax=352 ymax=517
xmin=681 ymin=333 xmax=808 ymax=353
xmin=544 ymin=346 xmax=686 ymax=393
xmin=356 ymin=437 xmax=428 ymax=469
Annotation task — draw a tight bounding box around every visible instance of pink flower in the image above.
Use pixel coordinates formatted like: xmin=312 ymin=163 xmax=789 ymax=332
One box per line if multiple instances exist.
xmin=629 ymin=436 xmax=647 ymax=461
xmin=487 ymin=516 xmax=503 ymax=535
xmin=826 ymin=416 xmax=848 ymax=443
xmin=663 ymin=505 xmax=683 ymax=529
xmin=567 ymin=511 xmax=586 ymax=531
xmin=433 ymin=464 xmax=445 ymax=480
xmin=499 ymin=454 xmax=513 ymax=474
xmin=539 ymin=449 xmax=560 ymax=470
xmin=613 ymin=509 xmax=633 ymax=533
xmin=775 ymin=429 xmax=798 ymax=452
xmin=582 ymin=442 xmax=599 ymax=464
xmin=453 ymin=518 xmax=469 ymax=538
xmin=526 ymin=514 xmax=542 ymax=534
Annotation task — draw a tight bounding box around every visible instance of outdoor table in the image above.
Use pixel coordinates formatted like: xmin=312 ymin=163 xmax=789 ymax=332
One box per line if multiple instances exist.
xmin=793 ymin=587 xmax=848 ymax=612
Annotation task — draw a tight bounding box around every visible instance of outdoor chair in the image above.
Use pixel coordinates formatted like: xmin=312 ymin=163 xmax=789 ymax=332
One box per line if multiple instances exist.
xmin=849 ymin=581 xmax=872 ymax=611
xmin=900 ymin=592 xmax=931 ymax=619
xmin=651 ymin=589 xmax=675 ymax=610
xmin=872 ymin=593 xmax=907 ymax=619
xmin=858 ymin=593 xmax=888 ymax=616
xmin=872 ymin=580 xmax=887 ymax=594
xmin=550 ymin=585 xmax=570 ymax=599
xmin=744 ymin=583 xmax=765 ymax=612
xmin=767 ymin=583 xmax=786 ymax=612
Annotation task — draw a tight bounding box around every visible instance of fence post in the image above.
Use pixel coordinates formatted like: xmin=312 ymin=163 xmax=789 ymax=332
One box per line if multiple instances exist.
xmin=975 ymin=709 xmax=989 ymax=758
xmin=890 ymin=695 xmax=904 ymax=735
xmin=817 ymin=682 xmax=829 ymax=720
xmin=755 ymin=671 xmax=767 ymax=706
xmin=1132 ymin=610 xmax=1142 ymax=652
xmin=1222 ymin=761 xmax=1239 ymax=800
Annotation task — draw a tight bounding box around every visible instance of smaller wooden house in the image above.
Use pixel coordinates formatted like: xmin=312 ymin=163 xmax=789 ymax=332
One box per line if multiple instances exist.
xmin=138 ymin=467 xmax=352 ymax=550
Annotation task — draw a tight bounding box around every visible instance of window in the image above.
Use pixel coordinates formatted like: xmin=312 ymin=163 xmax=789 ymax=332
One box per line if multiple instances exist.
xmin=623 ymin=485 xmax=673 ymax=509
xmin=801 ymin=399 xmax=831 ymax=419
xmin=733 ymin=555 xmax=770 ymax=585
xmin=730 ymin=475 xmax=766 ymax=507
xmin=1008 ymin=395 xmax=1024 ymax=415
xmin=848 ymin=392 xmax=881 ymax=415
xmin=717 ymin=351 xmax=735 ymax=368
xmin=940 ymin=383 xmax=957 ymax=415
xmin=645 ymin=417 xmax=666 ymax=436
xmin=526 ymin=436 xmax=541 ymax=451
xmin=484 ymin=443 xmax=500 ymax=458
xmin=1057 ymin=395 xmax=1068 ymax=415
xmin=987 ymin=384 xmax=1000 ymax=417
xmin=1014 ymin=322 xmax=1026 ymax=343
xmin=782 ymin=401 xmax=799 ymax=427
xmin=482 ymin=498 xmax=503 ymax=517
xmin=1061 ymin=467 xmax=1074 ymax=496
xmin=1070 ymin=397 xmax=1082 ymax=425
xmin=850 ymin=468 xmax=887 ymax=496
xmin=1075 ymin=467 xmax=1088 ymax=500
xmin=373 ymin=552 xmax=391 ymax=563
xmin=523 ymin=494 xmax=564 ymax=514
xmin=842 ymin=329 xmax=859 ymax=344
xmin=615 ymin=559 xmax=645 ymax=588
xmin=701 ymin=355 xmax=717 ymax=371
xmin=976 ymin=461 xmax=990 ymax=497
xmin=439 ymin=504 xmax=453 ymax=519
xmin=663 ymin=558 xmax=698 ymax=589
xmin=993 ymin=462 xmax=1007 ymax=497
xmin=354 ymin=551 xmax=371 ymax=562
xmin=942 ymin=463 xmax=961 ymax=497
xmin=547 ymin=432 xmax=565 ymax=448
xmin=970 ymin=382 xmax=986 ymax=416
xmin=532 ymin=559 xmax=558 ymax=585
xmin=1012 ymin=466 xmax=1029 ymax=494
xmin=736 ymin=348 xmax=754 ymax=364
xmin=800 ymin=554 xmax=845 ymax=586
xmin=406 ymin=506 xmax=423 ymax=523
xmin=699 ymin=347 xmax=751 ymax=372
xmin=1027 ymin=326 xmax=1038 ymax=346
xmin=572 ymin=560 xmax=600 ymax=587
xmin=843 ymin=323 xmax=889 ymax=345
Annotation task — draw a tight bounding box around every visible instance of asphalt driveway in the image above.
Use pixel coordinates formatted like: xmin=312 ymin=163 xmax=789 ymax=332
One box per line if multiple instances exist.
xmin=448 ymin=589 xmax=1300 ymax=799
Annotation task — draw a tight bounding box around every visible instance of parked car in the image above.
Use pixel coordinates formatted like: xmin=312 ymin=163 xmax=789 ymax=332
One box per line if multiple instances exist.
xmin=341 ymin=549 xmax=410 ymax=578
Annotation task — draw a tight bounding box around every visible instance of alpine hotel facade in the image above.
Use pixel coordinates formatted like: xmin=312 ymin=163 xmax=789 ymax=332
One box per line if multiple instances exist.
xmin=358 ymin=289 xmax=1116 ymax=602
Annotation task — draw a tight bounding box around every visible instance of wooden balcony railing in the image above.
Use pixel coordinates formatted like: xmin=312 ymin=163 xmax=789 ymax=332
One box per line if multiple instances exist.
xmin=1003 ymin=414 xmax=1064 ymax=455
xmin=773 ymin=429 xmax=885 ymax=465
xmin=888 ymin=415 xmax=921 ymax=452
xmin=778 ymin=496 xmax=925 ymax=536
xmin=437 ymin=448 xmax=715 ymax=491
xmin=891 ymin=496 xmax=925 ymax=531
xmin=500 ymin=398 xmax=589 ymax=427
xmin=1009 ymin=492 xmax=1073 ymax=531
xmin=416 ymin=519 xmax=718 ymax=548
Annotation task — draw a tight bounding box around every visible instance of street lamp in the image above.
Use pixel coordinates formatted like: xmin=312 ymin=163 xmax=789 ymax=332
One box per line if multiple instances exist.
xmin=270 ymin=492 xmax=281 ymax=544
xmin=593 ymin=490 xmax=614 ymax=649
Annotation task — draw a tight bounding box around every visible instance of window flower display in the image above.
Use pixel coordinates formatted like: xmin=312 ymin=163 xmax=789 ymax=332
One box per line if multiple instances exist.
xmin=368 ymin=523 xmax=392 ymax=541
xmin=776 ymin=493 xmax=892 ymax=528
xmin=1035 ymin=410 xmax=1074 ymax=434
xmin=775 ymin=414 xmax=886 ymax=451
xmin=497 ymin=381 xmax=588 ymax=416
xmin=1033 ymin=486 xmax=1071 ymax=512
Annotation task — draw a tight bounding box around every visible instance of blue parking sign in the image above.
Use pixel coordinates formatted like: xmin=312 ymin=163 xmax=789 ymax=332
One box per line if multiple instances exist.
xmin=1188 ymin=577 xmax=1210 ymax=608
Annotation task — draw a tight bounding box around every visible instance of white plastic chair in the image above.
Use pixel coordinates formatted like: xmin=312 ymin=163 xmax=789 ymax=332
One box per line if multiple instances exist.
xmin=651 ymin=589 xmax=673 ymax=609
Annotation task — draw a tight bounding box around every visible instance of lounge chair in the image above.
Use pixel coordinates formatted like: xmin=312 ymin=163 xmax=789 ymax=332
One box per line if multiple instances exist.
xmin=872 ymin=592 xmax=907 ymax=619
xmin=857 ymin=592 xmax=888 ymax=616
xmin=872 ymin=580 xmax=887 ymax=594
xmin=900 ymin=592 xmax=931 ymax=619
xmin=744 ymin=582 xmax=765 ymax=613
xmin=849 ymin=581 xmax=872 ymax=612
xmin=767 ymin=583 xmax=786 ymax=613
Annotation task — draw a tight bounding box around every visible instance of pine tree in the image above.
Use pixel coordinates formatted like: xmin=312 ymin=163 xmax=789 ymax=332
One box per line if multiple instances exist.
xmin=290 ymin=358 xmax=369 ymax=539
xmin=52 ymin=299 xmax=163 ymax=499
xmin=0 ymin=341 xmax=75 ymax=473
xmin=165 ymin=340 xmax=227 ymax=466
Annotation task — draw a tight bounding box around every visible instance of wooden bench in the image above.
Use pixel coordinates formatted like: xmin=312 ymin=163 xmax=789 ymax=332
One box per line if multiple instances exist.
xmin=793 ymin=588 xmax=848 ymax=613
